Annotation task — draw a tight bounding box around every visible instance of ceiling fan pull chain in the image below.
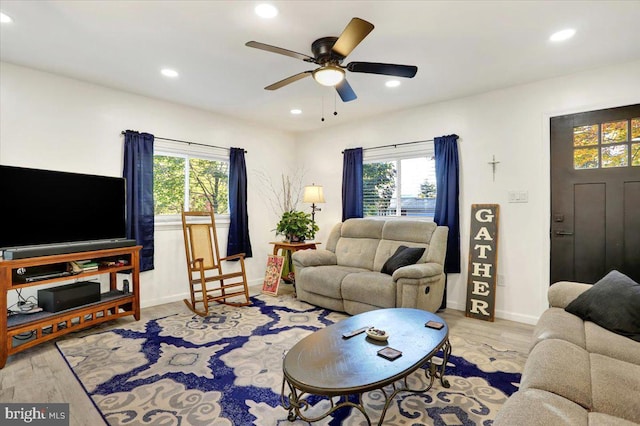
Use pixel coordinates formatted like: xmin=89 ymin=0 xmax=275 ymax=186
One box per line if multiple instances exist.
xmin=321 ymin=96 xmax=325 ymax=122
xmin=334 ymin=92 xmax=338 ymax=116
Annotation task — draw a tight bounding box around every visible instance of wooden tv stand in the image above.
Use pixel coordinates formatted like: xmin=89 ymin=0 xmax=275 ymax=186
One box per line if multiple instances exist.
xmin=0 ymin=245 xmax=141 ymax=368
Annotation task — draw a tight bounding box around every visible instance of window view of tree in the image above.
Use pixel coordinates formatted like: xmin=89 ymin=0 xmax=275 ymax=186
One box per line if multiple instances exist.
xmin=363 ymin=162 xmax=396 ymax=216
xmin=419 ymin=180 xmax=436 ymax=198
xmin=189 ymin=159 xmax=228 ymax=213
xmin=363 ymin=154 xmax=436 ymax=218
xmin=154 ymin=155 xmax=185 ymax=214
xmin=153 ymin=153 xmax=229 ymax=216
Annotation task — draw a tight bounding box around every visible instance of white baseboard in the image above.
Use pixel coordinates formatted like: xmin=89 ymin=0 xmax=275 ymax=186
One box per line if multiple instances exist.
xmin=140 ymin=278 xmax=264 ymax=309
xmin=141 ymin=292 xmax=191 ymax=309
xmin=446 ymin=299 xmax=539 ymax=325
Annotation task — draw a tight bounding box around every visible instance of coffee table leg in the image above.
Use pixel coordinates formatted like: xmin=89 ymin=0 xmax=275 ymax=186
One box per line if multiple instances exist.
xmin=281 ymin=377 xmax=373 ymax=424
xmin=438 ymin=338 xmax=452 ymax=388
xmin=281 ymin=377 xmax=300 ymax=421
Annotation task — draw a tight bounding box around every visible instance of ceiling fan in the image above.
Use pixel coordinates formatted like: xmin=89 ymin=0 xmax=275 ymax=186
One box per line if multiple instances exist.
xmin=245 ymin=17 xmax=418 ymax=102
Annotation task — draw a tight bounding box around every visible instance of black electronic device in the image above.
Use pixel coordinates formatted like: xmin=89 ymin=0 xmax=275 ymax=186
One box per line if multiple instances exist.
xmin=0 ymin=165 xmax=131 ymax=259
xmin=12 ymin=263 xmax=70 ymax=283
xmin=37 ymin=281 xmax=101 ymax=313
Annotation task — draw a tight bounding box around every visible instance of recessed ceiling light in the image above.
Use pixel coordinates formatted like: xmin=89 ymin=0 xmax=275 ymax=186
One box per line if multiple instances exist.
xmin=161 ymin=68 xmax=179 ymax=78
xmin=290 ymin=109 xmax=302 ymax=115
xmin=550 ymin=28 xmax=576 ymax=42
xmin=0 ymin=12 xmax=13 ymax=23
xmin=385 ymin=80 xmax=401 ymax=88
xmin=255 ymin=4 xmax=278 ymax=19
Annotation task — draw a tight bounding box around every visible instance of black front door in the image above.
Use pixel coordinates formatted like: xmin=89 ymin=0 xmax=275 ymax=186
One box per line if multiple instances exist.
xmin=550 ymin=104 xmax=640 ymax=284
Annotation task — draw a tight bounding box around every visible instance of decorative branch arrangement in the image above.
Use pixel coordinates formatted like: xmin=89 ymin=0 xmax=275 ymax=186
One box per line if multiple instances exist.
xmin=254 ymin=167 xmax=306 ymax=217
xmin=254 ymin=167 xmax=318 ymax=241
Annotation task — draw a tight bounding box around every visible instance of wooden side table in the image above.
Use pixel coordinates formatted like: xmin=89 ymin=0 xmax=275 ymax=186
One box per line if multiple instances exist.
xmin=269 ymin=241 xmax=320 ymax=282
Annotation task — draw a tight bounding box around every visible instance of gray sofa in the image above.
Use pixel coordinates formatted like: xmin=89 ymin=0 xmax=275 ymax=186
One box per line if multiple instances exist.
xmin=291 ymin=218 xmax=448 ymax=315
xmin=495 ymin=280 xmax=640 ymax=425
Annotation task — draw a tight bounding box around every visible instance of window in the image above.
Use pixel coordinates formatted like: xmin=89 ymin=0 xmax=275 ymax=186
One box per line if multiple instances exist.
xmin=363 ymin=142 xmax=436 ymax=218
xmin=573 ymin=117 xmax=640 ymax=169
xmin=153 ymin=141 xmax=229 ymax=220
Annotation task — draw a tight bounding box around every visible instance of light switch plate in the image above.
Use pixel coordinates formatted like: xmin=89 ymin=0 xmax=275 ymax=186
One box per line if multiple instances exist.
xmin=508 ymin=190 xmax=528 ymax=203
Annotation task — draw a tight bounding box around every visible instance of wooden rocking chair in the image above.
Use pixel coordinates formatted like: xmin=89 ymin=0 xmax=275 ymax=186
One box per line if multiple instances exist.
xmin=182 ymin=210 xmax=251 ymax=316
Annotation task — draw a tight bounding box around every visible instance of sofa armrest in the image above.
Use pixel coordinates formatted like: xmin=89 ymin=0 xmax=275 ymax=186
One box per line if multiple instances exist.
xmin=292 ymin=249 xmax=337 ymax=268
xmin=548 ymin=281 xmax=592 ymax=308
xmin=392 ymin=262 xmax=443 ymax=281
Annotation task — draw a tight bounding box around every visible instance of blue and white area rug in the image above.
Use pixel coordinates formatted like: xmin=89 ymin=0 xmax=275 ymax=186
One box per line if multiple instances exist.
xmin=56 ymin=293 xmax=526 ymax=425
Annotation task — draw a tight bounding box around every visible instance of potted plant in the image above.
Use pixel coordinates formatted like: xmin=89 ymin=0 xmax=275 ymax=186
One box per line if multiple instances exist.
xmin=276 ymin=210 xmax=319 ymax=242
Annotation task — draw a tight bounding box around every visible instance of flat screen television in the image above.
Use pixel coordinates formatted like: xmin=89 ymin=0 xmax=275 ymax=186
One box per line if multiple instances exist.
xmin=0 ymin=165 xmax=132 ymax=259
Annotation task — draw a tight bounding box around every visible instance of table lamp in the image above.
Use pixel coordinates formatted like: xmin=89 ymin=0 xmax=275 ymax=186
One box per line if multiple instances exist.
xmin=303 ymin=184 xmax=325 ymax=223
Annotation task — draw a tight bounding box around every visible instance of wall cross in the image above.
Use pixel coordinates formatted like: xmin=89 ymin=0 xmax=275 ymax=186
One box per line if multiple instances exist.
xmin=488 ymin=155 xmax=500 ymax=182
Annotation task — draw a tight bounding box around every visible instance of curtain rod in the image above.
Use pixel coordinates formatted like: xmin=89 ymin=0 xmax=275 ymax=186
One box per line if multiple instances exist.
xmin=342 ymin=139 xmax=433 ymax=154
xmin=121 ymin=131 xmax=247 ymax=153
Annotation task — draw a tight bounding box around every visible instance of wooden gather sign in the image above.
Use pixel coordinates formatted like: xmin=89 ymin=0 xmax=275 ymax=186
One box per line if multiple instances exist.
xmin=465 ymin=204 xmax=500 ymax=322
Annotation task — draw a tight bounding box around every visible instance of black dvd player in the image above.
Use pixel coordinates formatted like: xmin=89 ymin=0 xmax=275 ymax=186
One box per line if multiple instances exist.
xmin=12 ymin=263 xmax=70 ymax=283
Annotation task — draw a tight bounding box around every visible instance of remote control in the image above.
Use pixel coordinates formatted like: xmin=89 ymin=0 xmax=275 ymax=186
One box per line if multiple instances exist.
xmin=342 ymin=326 xmax=370 ymax=339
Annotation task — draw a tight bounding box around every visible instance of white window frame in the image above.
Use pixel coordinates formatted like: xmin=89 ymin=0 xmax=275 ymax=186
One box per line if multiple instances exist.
xmin=153 ymin=140 xmax=230 ymax=227
xmin=363 ymin=141 xmax=436 ymax=219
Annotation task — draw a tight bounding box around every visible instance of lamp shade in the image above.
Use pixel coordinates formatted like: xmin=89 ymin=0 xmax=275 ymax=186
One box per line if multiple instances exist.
xmin=303 ymin=185 xmax=325 ymax=204
xmin=312 ymin=66 xmax=345 ymax=87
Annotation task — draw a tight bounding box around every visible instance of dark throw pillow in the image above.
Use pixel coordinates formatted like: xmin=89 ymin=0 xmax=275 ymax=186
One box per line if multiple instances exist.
xmin=381 ymin=245 xmax=426 ymax=275
xmin=565 ymin=270 xmax=640 ymax=342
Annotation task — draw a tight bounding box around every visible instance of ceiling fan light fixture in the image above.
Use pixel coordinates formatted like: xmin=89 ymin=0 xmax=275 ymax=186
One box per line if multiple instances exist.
xmin=313 ymin=66 xmax=345 ymax=87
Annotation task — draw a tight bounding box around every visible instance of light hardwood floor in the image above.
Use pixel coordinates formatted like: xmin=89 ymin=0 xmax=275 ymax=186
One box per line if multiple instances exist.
xmin=0 ymin=286 xmax=534 ymax=426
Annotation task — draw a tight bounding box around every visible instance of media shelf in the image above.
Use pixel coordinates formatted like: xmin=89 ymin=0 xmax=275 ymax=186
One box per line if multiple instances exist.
xmin=0 ymin=245 xmax=141 ymax=368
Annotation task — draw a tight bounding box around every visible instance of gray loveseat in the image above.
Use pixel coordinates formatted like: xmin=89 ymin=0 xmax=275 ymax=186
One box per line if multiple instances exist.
xmin=495 ymin=280 xmax=640 ymax=425
xmin=291 ymin=218 xmax=448 ymax=315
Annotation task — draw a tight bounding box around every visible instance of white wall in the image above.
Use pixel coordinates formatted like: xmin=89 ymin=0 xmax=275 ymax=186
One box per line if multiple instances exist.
xmin=1 ymin=62 xmax=296 ymax=308
xmin=296 ymin=60 xmax=640 ymax=324
xmin=3 ymin=60 xmax=639 ymax=323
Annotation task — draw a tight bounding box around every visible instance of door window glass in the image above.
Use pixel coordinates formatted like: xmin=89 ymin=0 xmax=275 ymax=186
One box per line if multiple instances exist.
xmin=602 ymin=120 xmax=628 ymax=144
xmin=573 ymin=124 xmax=599 ymax=147
xmin=573 ymin=118 xmax=638 ymax=169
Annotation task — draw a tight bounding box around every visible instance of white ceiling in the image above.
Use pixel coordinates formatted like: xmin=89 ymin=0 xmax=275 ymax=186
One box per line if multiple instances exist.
xmin=1 ymin=1 xmax=639 ymax=133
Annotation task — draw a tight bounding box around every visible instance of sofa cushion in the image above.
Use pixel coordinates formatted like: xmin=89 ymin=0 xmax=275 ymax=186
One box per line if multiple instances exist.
xmin=381 ymin=219 xmax=436 ymax=244
xmin=341 ymin=271 xmax=396 ymax=308
xmin=588 ymin=412 xmax=640 ymax=426
xmin=334 ymin=237 xmax=380 ymax=270
xmin=341 ymin=218 xmax=384 ymax=239
xmin=521 ymin=339 xmax=592 ymax=409
xmin=295 ymin=265 xmax=366 ymax=299
xmin=585 ymin=321 xmax=640 ymax=366
xmin=549 ymin=281 xmax=594 ymax=308
xmin=495 ymin=388 xmax=588 ymax=426
xmin=590 ymin=353 xmax=640 ymax=423
xmin=531 ymin=307 xmax=586 ymax=352
xmin=380 ymin=245 xmax=425 ymax=275
xmin=565 ymin=270 xmax=640 ymax=342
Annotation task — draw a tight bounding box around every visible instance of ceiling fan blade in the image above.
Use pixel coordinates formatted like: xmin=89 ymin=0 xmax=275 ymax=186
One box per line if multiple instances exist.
xmin=335 ymin=79 xmax=357 ymax=102
xmin=265 ymin=71 xmax=313 ymax=90
xmin=346 ymin=62 xmax=418 ymax=78
xmin=246 ymin=41 xmax=315 ymax=62
xmin=331 ymin=18 xmax=374 ymax=58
